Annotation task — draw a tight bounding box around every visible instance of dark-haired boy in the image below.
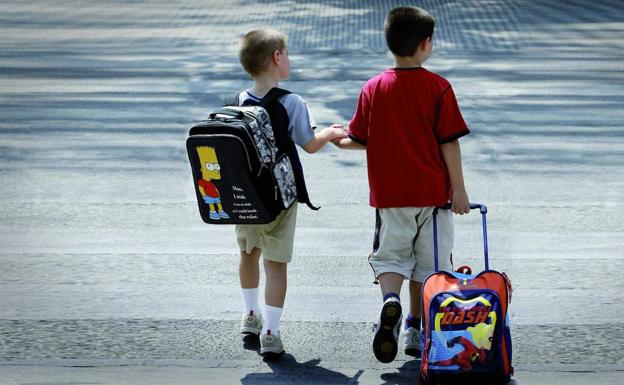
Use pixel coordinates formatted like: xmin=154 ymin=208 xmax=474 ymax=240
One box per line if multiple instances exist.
xmin=333 ymin=6 xmax=471 ymax=363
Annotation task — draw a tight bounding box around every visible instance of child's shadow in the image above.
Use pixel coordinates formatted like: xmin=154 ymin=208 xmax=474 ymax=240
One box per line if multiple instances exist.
xmin=241 ymin=354 xmax=363 ymax=385
xmin=242 ymin=334 xmax=261 ymax=351
xmin=380 ymin=360 xmax=421 ymax=385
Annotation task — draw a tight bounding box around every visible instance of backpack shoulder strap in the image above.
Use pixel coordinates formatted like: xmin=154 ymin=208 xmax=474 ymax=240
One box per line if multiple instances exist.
xmin=222 ymin=92 xmax=241 ymax=107
xmin=259 ymin=88 xmax=319 ymax=211
xmin=259 ymin=87 xmax=291 ymax=107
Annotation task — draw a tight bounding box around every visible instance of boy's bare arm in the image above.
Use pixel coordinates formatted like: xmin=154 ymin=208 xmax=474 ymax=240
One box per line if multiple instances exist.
xmin=440 ymin=140 xmax=470 ymax=214
xmin=302 ymin=124 xmax=347 ymax=153
xmin=331 ymin=137 xmax=366 ymax=150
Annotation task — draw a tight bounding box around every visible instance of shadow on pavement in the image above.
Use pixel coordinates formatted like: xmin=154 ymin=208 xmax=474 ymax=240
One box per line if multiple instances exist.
xmin=380 ymin=360 xmax=420 ymax=385
xmin=241 ymin=355 xmax=363 ymax=384
xmin=242 ymin=333 xmax=261 ymax=352
xmin=379 ymin=360 xmax=519 ymax=385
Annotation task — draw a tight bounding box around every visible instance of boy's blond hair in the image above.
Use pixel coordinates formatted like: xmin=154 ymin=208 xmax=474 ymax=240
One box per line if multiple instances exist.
xmin=239 ymin=29 xmax=287 ymax=77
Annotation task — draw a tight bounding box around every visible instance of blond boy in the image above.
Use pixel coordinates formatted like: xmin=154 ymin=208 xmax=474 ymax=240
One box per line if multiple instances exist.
xmin=235 ymin=29 xmax=345 ymax=359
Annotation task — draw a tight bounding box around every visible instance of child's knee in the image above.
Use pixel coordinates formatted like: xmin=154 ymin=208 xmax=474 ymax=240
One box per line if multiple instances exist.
xmin=264 ymin=259 xmax=287 ymax=273
xmin=241 ymin=247 xmax=261 ymax=259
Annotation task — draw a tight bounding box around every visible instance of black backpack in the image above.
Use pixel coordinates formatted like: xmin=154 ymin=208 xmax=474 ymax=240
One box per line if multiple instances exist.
xmin=186 ymin=87 xmax=317 ymax=224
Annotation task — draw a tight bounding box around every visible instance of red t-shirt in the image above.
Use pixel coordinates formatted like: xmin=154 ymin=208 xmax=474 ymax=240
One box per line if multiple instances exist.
xmin=349 ymin=67 xmax=469 ymax=208
xmin=198 ymin=179 xmax=220 ymax=198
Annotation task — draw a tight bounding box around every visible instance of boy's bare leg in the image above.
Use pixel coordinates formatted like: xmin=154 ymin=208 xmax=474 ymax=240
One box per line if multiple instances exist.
xmin=263 ymin=259 xmax=287 ymax=307
xmin=409 ymin=280 xmax=422 ymax=318
xmin=262 ymin=259 xmax=287 ymax=342
xmin=239 ymin=247 xmax=261 ymax=288
xmin=239 ymin=248 xmax=262 ymax=336
xmin=378 ymin=272 xmax=404 ymax=296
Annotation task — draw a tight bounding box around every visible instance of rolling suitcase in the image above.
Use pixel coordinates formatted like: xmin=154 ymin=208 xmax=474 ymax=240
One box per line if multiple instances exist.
xmin=420 ymin=203 xmax=513 ymax=384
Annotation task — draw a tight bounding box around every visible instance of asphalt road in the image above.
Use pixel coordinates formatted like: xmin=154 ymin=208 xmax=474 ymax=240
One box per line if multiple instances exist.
xmin=1 ymin=1 xmax=623 ymax=384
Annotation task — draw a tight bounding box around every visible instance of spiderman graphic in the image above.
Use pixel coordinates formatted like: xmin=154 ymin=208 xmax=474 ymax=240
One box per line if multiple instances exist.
xmin=432 ymin=336 xmax=489 ymax=370
xmin=432 ymin=322 xmax=494 ymax=371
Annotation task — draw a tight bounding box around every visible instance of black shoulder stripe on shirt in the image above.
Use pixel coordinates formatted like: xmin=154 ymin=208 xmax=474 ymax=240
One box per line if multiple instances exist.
xmin=439 ymin=128 xmax=470 ymax=144
xmin=348 ymin=133 xmax=367 ymax=146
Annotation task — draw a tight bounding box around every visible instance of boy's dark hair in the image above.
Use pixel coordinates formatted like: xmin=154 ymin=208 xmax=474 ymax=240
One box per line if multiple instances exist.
xmin=384 ymin=6 xmax=435 ymax=57
xmin=239 ymin=29 xmax=287 ymax=77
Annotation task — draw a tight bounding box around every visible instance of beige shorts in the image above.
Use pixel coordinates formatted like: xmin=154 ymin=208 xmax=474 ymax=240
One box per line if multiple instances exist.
xmin=369 ymin=207 xmax=454 ymax=282
xmin=235 ymin=204 xmax=298 ymax=263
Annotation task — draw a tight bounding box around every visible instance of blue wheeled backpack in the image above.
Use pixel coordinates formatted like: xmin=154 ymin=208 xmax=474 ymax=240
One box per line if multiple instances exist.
xmin=420 ymin=204 xmax=513 ymax=385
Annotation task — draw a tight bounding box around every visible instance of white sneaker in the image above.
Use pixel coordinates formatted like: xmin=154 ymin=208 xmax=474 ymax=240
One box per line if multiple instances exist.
xmin=372 ymin=297 xmax=402 ymax=363
xmin=240 ymin=312 xmax=262 ymax=335
xmin=404 ymin=326 xmax=421 ymax=358
xmin=260 ymin=330 xmax=285 ymax=359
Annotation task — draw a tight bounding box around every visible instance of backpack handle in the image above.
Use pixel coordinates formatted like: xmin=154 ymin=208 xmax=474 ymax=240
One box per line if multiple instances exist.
xmin=209 ymin=107 xmax=244 ymax=119
xmin=432 ymin=203 xmax=489 ymax=272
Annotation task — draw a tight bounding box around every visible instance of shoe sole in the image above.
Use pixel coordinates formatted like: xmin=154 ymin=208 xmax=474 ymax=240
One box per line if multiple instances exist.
xmin=373 ymin=300 xmax=402 ymax=363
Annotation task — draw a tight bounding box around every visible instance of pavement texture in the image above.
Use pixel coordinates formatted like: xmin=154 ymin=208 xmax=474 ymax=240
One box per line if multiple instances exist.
xmin=1 ymin=0 xmax=624 ymax=384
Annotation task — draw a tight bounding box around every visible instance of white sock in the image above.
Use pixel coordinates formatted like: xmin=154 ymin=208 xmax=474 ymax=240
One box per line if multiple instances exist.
xmin=241 ymin=287 xmax=260 ymax=316
xmin=261 ymin=304 xmax=283 ymax=335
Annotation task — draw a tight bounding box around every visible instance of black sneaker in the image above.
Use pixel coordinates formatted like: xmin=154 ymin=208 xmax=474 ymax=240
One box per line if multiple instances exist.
xmin=372 ymin=297 xmax=402 ymax=363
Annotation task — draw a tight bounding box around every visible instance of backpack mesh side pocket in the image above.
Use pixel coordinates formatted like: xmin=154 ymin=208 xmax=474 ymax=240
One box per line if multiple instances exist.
xmin=272 ymin=154 xmax=297 ymax=208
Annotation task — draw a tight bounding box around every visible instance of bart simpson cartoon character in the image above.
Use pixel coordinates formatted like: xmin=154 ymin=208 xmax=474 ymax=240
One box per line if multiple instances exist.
xmin=196 ymin=146 xmax=230 ymax=220
xmin=432 ymin=322 xmax=494 ymax=371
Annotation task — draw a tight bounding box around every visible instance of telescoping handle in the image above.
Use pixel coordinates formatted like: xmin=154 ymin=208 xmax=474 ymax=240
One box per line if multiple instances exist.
xmin=433 ymin=203 xmax=489 ymax=272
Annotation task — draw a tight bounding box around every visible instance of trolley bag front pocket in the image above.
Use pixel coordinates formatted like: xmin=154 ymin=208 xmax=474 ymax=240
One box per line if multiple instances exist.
xmin=425 ymin=289 xmax=502 ymax=375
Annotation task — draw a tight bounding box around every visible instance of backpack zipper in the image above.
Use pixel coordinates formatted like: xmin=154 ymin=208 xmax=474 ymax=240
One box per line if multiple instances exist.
xmin=240 ymin=108 xmax=276 ymax=164
xmin=194 ymin=119 xmax=264 ymax=175
xmin=235 ymin=114 xmax=270 ymax=175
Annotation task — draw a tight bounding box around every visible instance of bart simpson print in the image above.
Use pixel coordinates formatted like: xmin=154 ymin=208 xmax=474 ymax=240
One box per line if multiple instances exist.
xmin=196 ymin=146 xmax=230 ymax=220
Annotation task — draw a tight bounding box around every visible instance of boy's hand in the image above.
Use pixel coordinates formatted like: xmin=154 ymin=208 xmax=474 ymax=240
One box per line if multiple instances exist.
xmin=451 ymin=188 xmax=470 ymax=214
xmin=323 ymin=124 xmax=348 ymax=141
xmin=303 ymin=124 xmax=348 ymax=153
